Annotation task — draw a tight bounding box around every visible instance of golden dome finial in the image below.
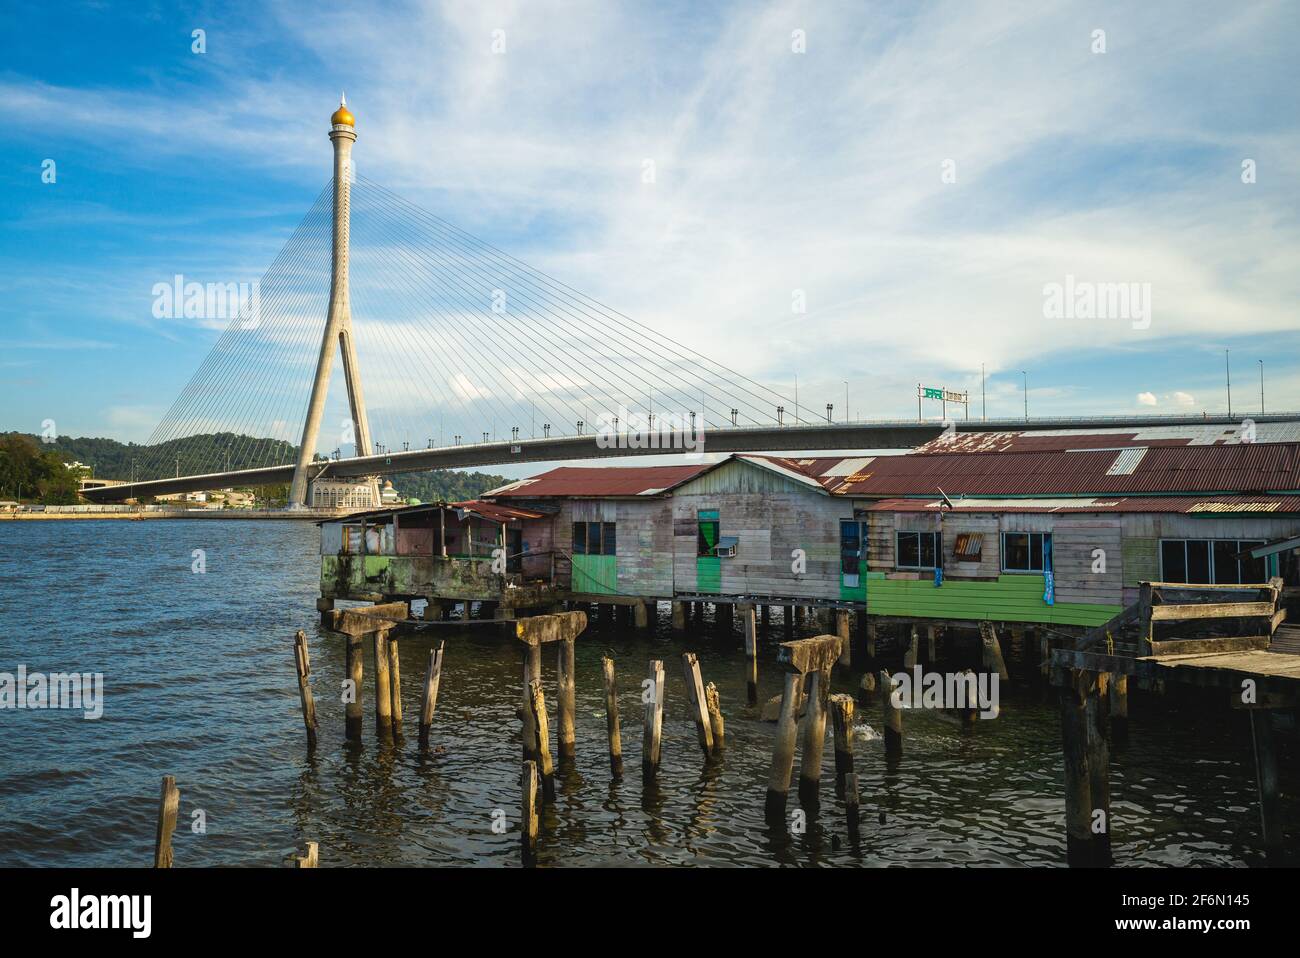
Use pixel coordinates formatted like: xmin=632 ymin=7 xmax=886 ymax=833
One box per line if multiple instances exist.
xmin=331 ymin=93 xmax=354 ymax=127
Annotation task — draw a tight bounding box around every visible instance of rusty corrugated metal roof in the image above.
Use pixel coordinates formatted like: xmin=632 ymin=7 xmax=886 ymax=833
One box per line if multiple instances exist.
xmin=483 ymin=463 xmax=713 ymax=499
xmin=866 ymin=494 xmax=1300 ymax=515
xmin=913 ymin=423 xmax=1300 ymax=455
xmin=451 ymin=500 xmax=547 ymax=522
xmin=829 ymin=442 xmax=1299 ymax=497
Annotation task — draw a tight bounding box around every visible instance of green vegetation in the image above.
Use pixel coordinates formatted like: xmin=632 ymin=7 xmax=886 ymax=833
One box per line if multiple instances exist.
xmin=0 ymin=434 xmax=82 ymax=504
xmin=7 ymin=431 xmax=305 ymax=481
xmin=386 ymin=469 xmax=507 ymax=504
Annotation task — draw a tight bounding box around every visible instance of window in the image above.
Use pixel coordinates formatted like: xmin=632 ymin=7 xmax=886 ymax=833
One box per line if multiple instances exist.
xmin=569 ymin=519 xmax=613 ymax=556
xmin=1002 ymin=532 xmax=1051 ymax=573
xmin=953 ymin=533 xmax=983 ymax=561
xmin=840 ymin=520 xmax=864 ymax=575
xmin=1160 ymin=539 xmax=1268 ymax=584
xmin=896 ymin=530 xmax=942 ymax=570
xmin=573 ymin=521 xmax=617 ymax=556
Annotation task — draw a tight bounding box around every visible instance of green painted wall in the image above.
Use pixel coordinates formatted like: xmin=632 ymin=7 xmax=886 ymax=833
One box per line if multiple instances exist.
xmin=572 ymin=554 xmax=618 ymax=595
xmin=866 ymin=573 xmax=1121 ymax=627
xmin=696 ymin=556 xmax=721 ymax=593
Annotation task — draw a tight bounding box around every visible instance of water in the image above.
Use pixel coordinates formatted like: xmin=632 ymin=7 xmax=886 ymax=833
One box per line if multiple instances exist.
xmin=0 ymin=520 xmax=1294 ymax=867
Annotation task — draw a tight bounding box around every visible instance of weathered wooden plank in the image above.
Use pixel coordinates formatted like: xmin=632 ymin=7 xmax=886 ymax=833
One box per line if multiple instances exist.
xmin=293 ymin=630 xmax=317 ymax=749
xmin=1150 ymin=601 xmax=1275 ymax=622
xmin=418 ymin=641 xmax=444 ymax=749
xmin=153 ymin=775 xmax=180 ymax=868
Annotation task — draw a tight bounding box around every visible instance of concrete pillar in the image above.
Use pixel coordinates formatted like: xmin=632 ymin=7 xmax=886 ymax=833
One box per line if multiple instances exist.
xmin=289 ymin=97 xmax=375 ymax=507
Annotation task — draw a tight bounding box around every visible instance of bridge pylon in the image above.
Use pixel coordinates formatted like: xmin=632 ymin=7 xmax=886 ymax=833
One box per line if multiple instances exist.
xmin=288 ymin=95 xmax=378 ymax=508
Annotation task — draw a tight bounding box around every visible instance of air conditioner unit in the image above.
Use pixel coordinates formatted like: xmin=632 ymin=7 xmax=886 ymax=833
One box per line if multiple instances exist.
xmin=715 ymin=536 xmax=739 ymax=558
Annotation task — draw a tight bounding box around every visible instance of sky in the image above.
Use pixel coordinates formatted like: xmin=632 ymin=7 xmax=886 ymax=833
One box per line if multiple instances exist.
xmin=2 ymin=0 xmax=1298 ymax=466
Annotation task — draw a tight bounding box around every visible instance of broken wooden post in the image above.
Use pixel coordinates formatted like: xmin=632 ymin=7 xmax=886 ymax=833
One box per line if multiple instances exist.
xmin=980 ymin=622 xmax=1010 ymax=682
xmin=1086 ymin=672 xmax=1112 ymax=867
xmin=1108 ymin=673 xmax=1129 ymax=745
xmin=1249 ymin=709 xmax=1283 ymax=862
xmin=387 ymin=631 xmax=403 ymax=739
xmin=527 ymin=679 xmax=555 ymax=803
xmin=557 ymin=635 xmax=577 ymax=762
xmin=345 ymin=634 xmax=363 ymax=741
xmin=642 ymin=659 xmax=665 ymax=782
xmin=292 ymin=841 xmax=319 ymax=868
xmin=521 ymin=760 xmax=539 ymax=859
xmin=601 ymin=656 xmax=623 ymax=776
xmin=682 ymin=652 xmax=714 ymax=757
xmin=372 ymin=628 xmax=394 ymax=743
xmin=514 ymin=611 xmax=587 ymax=763
xmin=835 ymin=609 xmax=852 ymax=667
xmin=705 ymin=681 xmax=724 ymax=749
xmin=418 ymin=641 xmax=444 ymax=750
xmin=293 ymin=630 xmax=318 ymax=749
xmin=880 ymin=670 xmax=902 ymax=759
xmin=765 ymin=669 xmax=802 ymax=825
xmin=741 ymin=603 xmax=759 ymax=704
xmin=1060 ymin=668 xmax=1093 ymax=867
xmin=325 ymin=602 xmax=409 ymax=743
xmin=829 ymin=693 xmax=855 ymax=792
xmin=904 ymin=626 xmax=918 ymax=669
xmin=153 ymin=775 xmax=180 ymax=868
xmin=798 ymin=671 xmax=828 ymax=809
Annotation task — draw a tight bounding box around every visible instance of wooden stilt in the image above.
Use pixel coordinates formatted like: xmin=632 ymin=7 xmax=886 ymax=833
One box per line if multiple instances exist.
xmin=671 ymin=600 xmax=687 ymax=632
xmin=880 ymin=670 xmax=902 ymax=759
xmin=829 ymin=693 xmax=855 ymax=792
xmin=845 ymin=772 xmax=861 ymax=838
xmin=345 ymin=634 xmax=363 ymax=742
xmin=835 ymin=609 xmax=852 ymax=667
xmin=634 ymin=600 xmax=650 ymax=629
xmin=527 ymin=679 xmax=555 ymax=803
xmin=1250 ymin=709 xmax=1283 ymax=861
xmin=798 ymin=671 xmax=828 ymax=810
xmin=784 ymin=605 xmax=794 ymax=640
xmin=153 ymin=775 xmax=180 ymax=868
xmin=601 ymin=656 xmax=623 ymax=777
xmin=904 ymin=627 xmax=918 ymax=669
xmin=521 ymin=760 xmax=539 ymax=858
xmin=682 ymin=652 xmax=714 ymax=756
xmin=293 ymin=630 xmax=317 ymax=749
xmin=705 ymin=682 xmax=724 ymax=749
xmin=865 ymin=618 xmax=877 ymax=658
xmin=1060 ymin=669 xmax=1093 ymax=867
xmin=980 ymin=622 xmax=1010 ymax=682
xmin=1086 ymin=672 xmax=1111 ymax=867
xmin=557 ymin=636 xmax=576 ymax=762
xmin=372 ymin=628 xmax=393 ymax=743
xmin=387 ymin=632 xmax=403 ymax=739
xmin=765 ymin=670 xmax=802 ymax=825
xmin=642 ymin=659 xmax=665 ymax=782
xmin=418 ymin=641 xmax=444 ymax=750
xmin=761 ymin=603 xmax=771 ymax=632
xmin=926 ymin=625 xmax=937 ymax=664
xmin=1108 ymin=673 xmax=1129 ymax=745
xmin=742 ymin=603 xmax=759 ymax=705
xmin=522 ymin=642 xmax=542 ymax=761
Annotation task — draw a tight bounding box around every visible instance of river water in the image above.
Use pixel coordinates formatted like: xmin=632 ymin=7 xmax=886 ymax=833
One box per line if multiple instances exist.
xmin=0 ymin=520 xmax=1293 ymax=867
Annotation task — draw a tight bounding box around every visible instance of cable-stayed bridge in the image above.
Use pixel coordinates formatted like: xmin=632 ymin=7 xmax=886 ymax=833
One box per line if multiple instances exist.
xmin=81 ymin=99 xmax=1293 ymax=506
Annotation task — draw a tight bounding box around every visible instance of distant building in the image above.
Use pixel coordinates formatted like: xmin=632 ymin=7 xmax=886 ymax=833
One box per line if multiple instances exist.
xmin=310 ymin=478 xmax=378 ymax=511
xmin=380 ymin=479 xmax=402 ymax=505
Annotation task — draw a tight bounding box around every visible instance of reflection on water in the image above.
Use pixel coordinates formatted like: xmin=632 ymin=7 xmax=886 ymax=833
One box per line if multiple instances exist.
xmin=0 ymin=520 xmax=1294 ymax=867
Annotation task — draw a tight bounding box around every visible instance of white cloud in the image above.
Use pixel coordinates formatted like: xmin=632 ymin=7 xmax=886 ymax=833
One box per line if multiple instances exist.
xmin=1137 ymin=391 xmax=1158 ymax=406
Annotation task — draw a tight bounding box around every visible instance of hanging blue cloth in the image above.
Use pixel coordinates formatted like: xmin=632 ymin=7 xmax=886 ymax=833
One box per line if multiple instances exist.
xmin=1042 ymin=536 xmax=1055 ymax=605
xmin=934 ymin=566 xmax=943 ymax=588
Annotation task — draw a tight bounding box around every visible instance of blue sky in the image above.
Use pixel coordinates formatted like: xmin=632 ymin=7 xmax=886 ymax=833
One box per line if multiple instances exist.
xmin=2 ymin=0 xmax=1298 ymax=453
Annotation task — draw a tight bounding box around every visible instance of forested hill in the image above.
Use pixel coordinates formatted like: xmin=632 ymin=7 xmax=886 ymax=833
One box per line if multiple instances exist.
xmin=1 ymin=431 xmax=506 ymax=503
